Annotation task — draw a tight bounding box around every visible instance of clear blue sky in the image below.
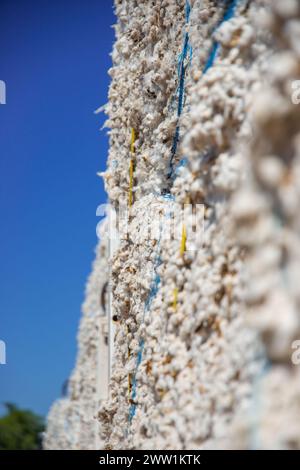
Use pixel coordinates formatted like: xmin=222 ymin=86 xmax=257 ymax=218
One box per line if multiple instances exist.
xmin=0 ymin=0 xmax=115 ymax=417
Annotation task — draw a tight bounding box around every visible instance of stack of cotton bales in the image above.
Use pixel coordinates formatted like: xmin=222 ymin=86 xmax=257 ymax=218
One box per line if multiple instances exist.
xmin=44 ymin=233 xmax=109 ymax=449
xmin=99 ymin=0 xmax=263 ymax=450
xmin=45 ymin=0 xmax=300 ymax=450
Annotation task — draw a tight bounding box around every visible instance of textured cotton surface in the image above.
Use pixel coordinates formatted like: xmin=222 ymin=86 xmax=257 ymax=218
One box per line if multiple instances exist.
xmin=45 ymin=0 xmax=300 ymax=450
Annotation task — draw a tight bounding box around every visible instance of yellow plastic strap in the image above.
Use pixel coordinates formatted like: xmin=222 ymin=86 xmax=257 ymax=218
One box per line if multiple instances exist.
xmin=128 ymin=374 xmax=131 ymax=397
xmin=173 ymin=287 xmax=178 ymax=311
xmin=130 ymin=127 xmax=135 ymax=156
xmin=128 ymin=128 xmax=135 ymax=208
xmin=180 ymin=224 xmax=187 ymax=256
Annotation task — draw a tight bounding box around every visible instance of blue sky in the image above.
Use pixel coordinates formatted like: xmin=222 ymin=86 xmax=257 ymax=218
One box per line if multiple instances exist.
xmin=0 ymin=0 xmax=115 ymax=417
